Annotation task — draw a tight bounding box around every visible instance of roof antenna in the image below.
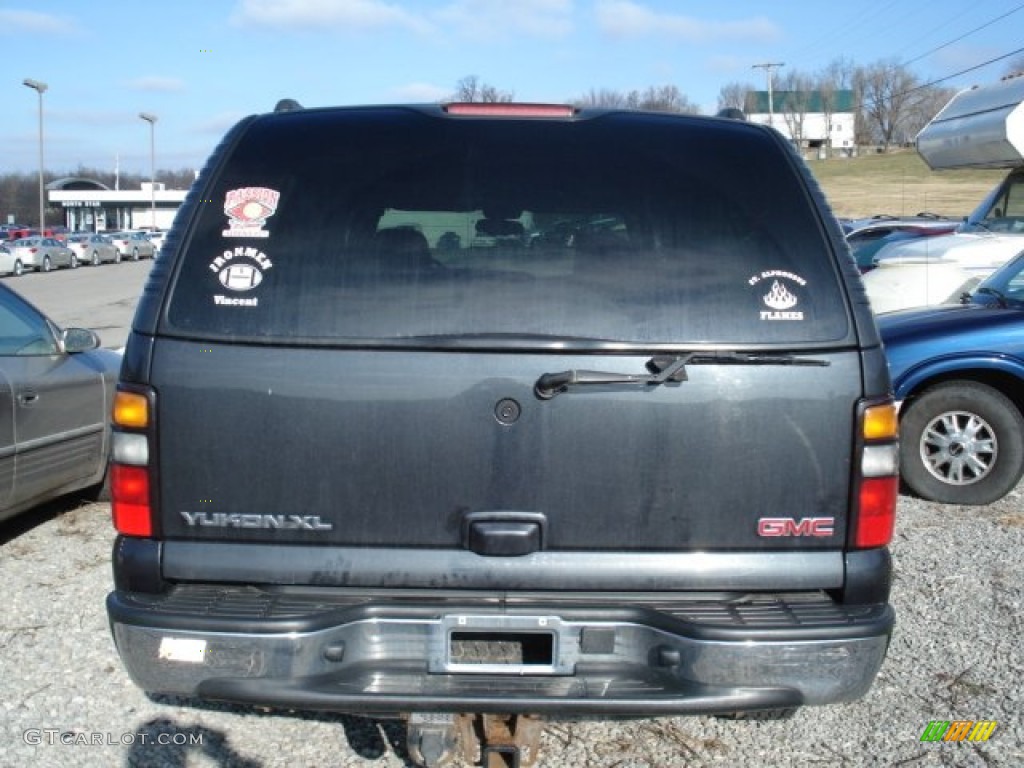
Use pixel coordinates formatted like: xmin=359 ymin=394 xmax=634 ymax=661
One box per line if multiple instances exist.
xmin=274 ymin=98 xmax=303 ymax=112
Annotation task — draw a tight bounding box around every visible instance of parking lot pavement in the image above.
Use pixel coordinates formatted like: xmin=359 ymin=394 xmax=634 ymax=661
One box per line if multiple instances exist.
xmin=0 ymin=260 xmax=152 ymax=349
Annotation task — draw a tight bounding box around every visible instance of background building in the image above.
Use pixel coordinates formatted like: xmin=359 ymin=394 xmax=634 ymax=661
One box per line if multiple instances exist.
xmin=745 ymin=90 xmax=856 ymax=157
xmin=47 ymin=177 xmax=186 ymax=231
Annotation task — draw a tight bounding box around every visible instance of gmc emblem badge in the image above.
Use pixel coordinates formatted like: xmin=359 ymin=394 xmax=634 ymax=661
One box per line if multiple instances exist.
xmin=757 ymin=517 xmax=835 ymax=537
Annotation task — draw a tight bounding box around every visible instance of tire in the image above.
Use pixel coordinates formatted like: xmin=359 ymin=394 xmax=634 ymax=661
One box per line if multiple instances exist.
xmin=131 ymin=247 xmax=139 ymax=261
xmin=42 ymin=255 xmax=52 ymax=272
xmin=115 ymin=250 xmax=122 ymax=264
xmin=900 ymin=381 xmax=1024 ymax=505
xmin=70 ymin=253 xmax=79 ymax=269
xmin=13 ymin=259 xmax=23 ymax=276
xmin=91 ymin=250 xmax=100 ymax=266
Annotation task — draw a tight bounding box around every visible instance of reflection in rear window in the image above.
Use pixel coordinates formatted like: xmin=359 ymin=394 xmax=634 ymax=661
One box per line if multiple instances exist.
xmin=166 ymin=108 xmax=848 ymax=346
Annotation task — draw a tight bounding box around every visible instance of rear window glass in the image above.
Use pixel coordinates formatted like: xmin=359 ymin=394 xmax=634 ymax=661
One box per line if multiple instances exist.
xmin=166 ymin=108 xmax=849 ymax=346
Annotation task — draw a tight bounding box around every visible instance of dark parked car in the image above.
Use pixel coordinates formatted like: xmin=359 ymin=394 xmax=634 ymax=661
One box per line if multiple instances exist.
xmin=878 ymin=249 xmax=1024 ymax=505
xmin=107 ymin=101 xmax=899 ymax=766
xmin=0 ymin=283 xmax=120 ymax=523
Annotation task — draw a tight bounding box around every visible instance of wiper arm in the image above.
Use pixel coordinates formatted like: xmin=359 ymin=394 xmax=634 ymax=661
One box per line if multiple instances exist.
xmin=534 ymin=355 xmax=690 ymax=400
xmin=534 ymin=352 xmax=830 ymax=399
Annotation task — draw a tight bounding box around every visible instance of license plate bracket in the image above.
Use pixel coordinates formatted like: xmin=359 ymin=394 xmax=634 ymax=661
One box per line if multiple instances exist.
xmin=430 ymin=615 xmax=572 ymax=675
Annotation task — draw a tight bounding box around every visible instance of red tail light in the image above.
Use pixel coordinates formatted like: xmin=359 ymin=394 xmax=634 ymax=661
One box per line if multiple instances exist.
xmin=111 ymin=464 xmax=152 ymax=537
xmin=855 ymin=476 xmax=898 ymax=548
xmin=852 ymin=401 xmax=899 ymax=549
xmin=111 ymin=387 xmax=157 ymax=537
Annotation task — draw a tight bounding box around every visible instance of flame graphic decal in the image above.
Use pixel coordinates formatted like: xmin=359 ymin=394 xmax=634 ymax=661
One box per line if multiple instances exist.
xmin=763 ymin=280 xmax=798 ymax=310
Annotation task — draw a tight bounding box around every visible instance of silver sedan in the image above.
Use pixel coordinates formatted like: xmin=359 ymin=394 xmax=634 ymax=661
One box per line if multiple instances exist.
xmin=108 ymin=231 xmax=156 ymax=261
xmin=67 ymin=233 xmax=121 ymax=266
xmin=0 ymin=282 xmax=120 ymax=522
xmin=7 ymin=237 xmax=76 ymax=273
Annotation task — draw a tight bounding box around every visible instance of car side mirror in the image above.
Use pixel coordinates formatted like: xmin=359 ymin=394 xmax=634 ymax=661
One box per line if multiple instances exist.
xmin=62 ymin=327 xmax=101 ymax=353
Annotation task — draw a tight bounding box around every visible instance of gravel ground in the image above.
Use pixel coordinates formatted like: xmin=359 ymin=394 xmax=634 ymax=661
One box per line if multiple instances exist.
xmin=1 ymin=488 xmax=1021 ymax=768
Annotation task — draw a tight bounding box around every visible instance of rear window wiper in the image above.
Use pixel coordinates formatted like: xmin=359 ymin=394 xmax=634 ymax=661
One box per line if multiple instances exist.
xmin=534 ymin=352 xmax=831 ymax=400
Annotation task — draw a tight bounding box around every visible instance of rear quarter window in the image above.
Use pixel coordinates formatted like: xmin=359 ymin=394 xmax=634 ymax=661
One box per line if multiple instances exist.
xmin=165 ymin=108 xmax=851 ymax=347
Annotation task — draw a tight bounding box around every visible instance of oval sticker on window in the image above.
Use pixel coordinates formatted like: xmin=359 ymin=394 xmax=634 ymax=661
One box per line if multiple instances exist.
xmin=218 ymin=264 xmax=264 ymax=291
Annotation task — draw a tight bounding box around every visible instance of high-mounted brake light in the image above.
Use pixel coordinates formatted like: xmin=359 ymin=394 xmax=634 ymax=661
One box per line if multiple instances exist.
xmin=444 ymin=102 xmax=576 ymax=118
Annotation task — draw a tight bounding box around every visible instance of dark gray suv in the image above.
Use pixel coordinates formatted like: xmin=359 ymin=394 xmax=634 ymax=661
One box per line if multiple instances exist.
xmin=107 ymin=101 xmax=898 ymax=767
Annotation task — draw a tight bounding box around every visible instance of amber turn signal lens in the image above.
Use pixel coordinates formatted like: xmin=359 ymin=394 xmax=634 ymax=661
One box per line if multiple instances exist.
xmin=113 ymin=391 xmax=149 ymax=428
xmin=862 ymin=402 xmax=898 ymax=441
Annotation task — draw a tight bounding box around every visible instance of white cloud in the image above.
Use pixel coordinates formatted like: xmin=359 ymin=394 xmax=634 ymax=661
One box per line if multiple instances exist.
xmin=595 ymin=1 xmax=779 ymax=43
xmin=125 ymin=76 xmax=186 ymax=93
xmin=0 ymin=8 xmax=79 ymax=36
xmin=434 ymin=0 xmax=573 ymax=41
xmin=231 ymin=0 xmax=433 ymax=34
xmin=386 ymin=82 xmax=453 ymax=102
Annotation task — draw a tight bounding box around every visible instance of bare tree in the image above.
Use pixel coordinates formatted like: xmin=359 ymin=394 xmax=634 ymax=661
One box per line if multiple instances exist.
xmin=632 ymin=85 xmax=700 ymax=114
xmin=576 ymin=85 xmax=699 ymax=113
xmin=576 ymin=88 xmax=630 ymax=108
xmin=902 ymin=86 xmax=958 ymax=142
xmin=816 ymin=76 xmax=837 ymax=151
xmin=452 ymin=75 xmax=513 ymax=103
xmin=777 ymin=71 xmax=813 ymax=145
xmin=854 ymin=60 xmax=920 ymax=150
xmin=821 ymin=57 xmax=856 ymax=91
xmin=717 ymin=82 xmax=752 ymax=112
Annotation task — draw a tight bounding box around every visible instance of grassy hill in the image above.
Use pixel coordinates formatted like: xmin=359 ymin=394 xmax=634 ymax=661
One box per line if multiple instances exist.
xmin=806 ymin=149 xmax=1006 ymax=220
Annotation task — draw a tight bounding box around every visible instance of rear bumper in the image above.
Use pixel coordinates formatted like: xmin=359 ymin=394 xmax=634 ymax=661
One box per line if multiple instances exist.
xmin=108 ymin=587 xmax=893 ymax=716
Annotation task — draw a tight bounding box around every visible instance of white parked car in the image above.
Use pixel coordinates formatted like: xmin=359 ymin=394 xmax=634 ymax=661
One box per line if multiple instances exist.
xmin=144 ymin=229 xmax=167 ymax=253
xmin=862 ymin=258 xmax=979 ymax=314
xmin=0 ymin=245 xmax=17 ymax=276
xmin=867 ymin=75 xmax=1024 ymax=313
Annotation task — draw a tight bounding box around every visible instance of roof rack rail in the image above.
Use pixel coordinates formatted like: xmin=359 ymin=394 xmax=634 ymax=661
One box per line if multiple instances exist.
xmin=274 ymin=98 xmax=303 ymax=113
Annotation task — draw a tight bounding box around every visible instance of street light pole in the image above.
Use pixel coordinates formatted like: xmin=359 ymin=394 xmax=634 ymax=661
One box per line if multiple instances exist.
xmin=23 ymin=78 xmax=48 ymax=233
xmin=139 ymin=112 xmax=158 ymax=230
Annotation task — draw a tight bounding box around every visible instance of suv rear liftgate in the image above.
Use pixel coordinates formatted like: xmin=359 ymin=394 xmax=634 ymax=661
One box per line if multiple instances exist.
xmin=107 ymin=101 xmax=898 ymax=767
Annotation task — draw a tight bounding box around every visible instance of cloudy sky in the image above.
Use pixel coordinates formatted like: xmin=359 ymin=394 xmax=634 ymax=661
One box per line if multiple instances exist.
xmin=2 ymin=0 xmax=1022 ymax=177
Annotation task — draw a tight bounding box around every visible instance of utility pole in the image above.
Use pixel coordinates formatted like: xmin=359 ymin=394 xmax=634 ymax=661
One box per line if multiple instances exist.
xmin=752 ymin=62 xmax=785 ymax=129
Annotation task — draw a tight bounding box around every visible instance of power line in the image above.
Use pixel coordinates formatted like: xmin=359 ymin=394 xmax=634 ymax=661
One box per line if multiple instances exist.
xmin=901 ymin=45 xmax=1024 ymax=96
xmin=902 ymin=2 xmax=1024 ymax=67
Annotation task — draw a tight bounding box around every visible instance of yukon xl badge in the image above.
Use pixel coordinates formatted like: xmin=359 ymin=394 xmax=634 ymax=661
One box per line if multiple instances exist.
xmin=757 ymin=517 xmax=834 ymax=537
xmin=181 ymin=511 xmax=333 ymax=531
